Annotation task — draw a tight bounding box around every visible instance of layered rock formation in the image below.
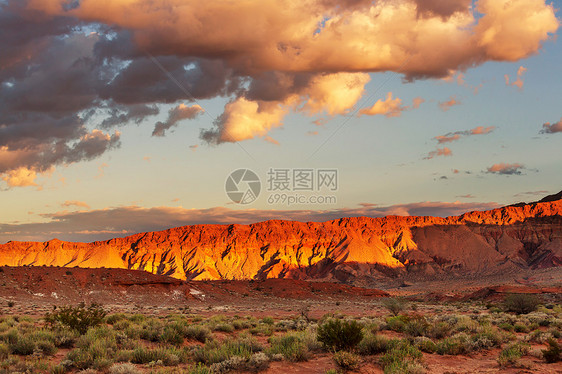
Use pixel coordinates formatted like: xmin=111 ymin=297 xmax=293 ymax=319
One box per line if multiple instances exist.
xmin=1 ymin=195 xmax=561 ymax=284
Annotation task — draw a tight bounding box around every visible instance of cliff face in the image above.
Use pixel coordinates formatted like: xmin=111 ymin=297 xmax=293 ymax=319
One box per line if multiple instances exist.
xmin=1 ymin=198 xmax=561 ymax=284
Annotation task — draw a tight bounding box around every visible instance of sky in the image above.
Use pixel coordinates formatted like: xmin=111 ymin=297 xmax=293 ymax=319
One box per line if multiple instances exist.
xmin=0 ymin=0 xmax=561 ymax=243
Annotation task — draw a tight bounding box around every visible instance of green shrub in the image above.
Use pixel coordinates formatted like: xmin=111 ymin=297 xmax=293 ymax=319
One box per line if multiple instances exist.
xmin=498 ymin=342 xmax=529 ymax=367
xmin=9 ymin=335 xmax=36 ymax=355
xmin=0 ymin=342 xmax=9 ymax=360
xmin=36 ymin=340 xmax=57 ymax=355
xmin=542 ymin=338 xmax=561 ymax=363
xmin=498 ymin=322 xmax=514 ymax=332
xmin=161 ymin=326 xmax=184 ymax=346
xmin=385 ymin=315 xmax=410 ymax=333
xmin=404 ymin=316 xmax=429 ymax=337
xmin=185 ymin=325 xmax=211 ymax=343
xmin=380 ymin=340 xmax=423 ymax=374
xmin=108 ymin=362 xmax=138 ymax=374
xmin=45 ymin=303 xmax=107 ymax=334
xmin=50 ymin=364 xmax=66 ymax=374
xmin=333 ymin=350 xmax=360 ymax=370
xmin=513 ymin=323 xmax=529 ymax=333
xmin=382 ymin=298 xmax=407 ymax=316
xmin=436 ymin=334 xmax=472 ymax=355
xmin=193 ymin=336 xmax=263 ymax=365
xmin=213 ymin=323 xmax=235 ymax=333
xmin=428 ymin=321 xmax=451 ymax=339
xmin=268 ymin=334 xmax=310 ymax=362
xmin=357 ymin=333 xmax=392 ymax=355
xmin=414 ymin=337 xmax=437 ymax=353
xmin=317 ymin=319 xmax=363 ymax=351
xmin=504 ymin=294 xmax=540 ymax=315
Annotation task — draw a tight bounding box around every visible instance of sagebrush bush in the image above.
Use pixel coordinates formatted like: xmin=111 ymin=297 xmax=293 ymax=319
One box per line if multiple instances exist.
xmin=357 ymin=333 xmax=391 ymax=355
xmin=380 ymin=340 xmax=423 ymax=374
xmin=45 ymin=303 xmax=107 ymax=335
xmin=317 ymin=319 xmax=363 ymax=351
xmin=333 ymin=350 xmax=360 ymax=370
xmin=542 ymin=338 xmax=561 ymax=363
xmin=504 ymin=294 xmax=540 ymax=315
xmin=267 ymin=334 xmax=310 ymax=362
xmin=497 ymin=342 xmax=529 ymax=367
xmin=383 ymin=298 xmax=407 ymax=316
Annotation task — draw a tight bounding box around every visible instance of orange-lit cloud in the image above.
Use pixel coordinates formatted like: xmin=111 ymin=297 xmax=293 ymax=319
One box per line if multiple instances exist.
xmin=487 ymin=163 xmax=525 ymax=175
xmin=438 ymin=96 xmax=461 ymax=111
xmin=359 ymin=92 xmax=406 ymax=117
xmin=434 ymin=126 xmax=495 ymax=143
xmin=505 ymin=66 xmax=527 ymax=90
xmin=541 ymin=118 xmax=562 ymax=134
xmin=1 ymin=167 xmax=38 ymax=188
xmin=61 ymin=201 xmax=90 ymax=209
xmin=425 ymin=147 xmax=453 ymax=159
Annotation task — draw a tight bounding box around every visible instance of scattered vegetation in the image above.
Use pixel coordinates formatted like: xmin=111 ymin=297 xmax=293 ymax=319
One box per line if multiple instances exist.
xmin=0 ymin=298 xmax=559 ymax=373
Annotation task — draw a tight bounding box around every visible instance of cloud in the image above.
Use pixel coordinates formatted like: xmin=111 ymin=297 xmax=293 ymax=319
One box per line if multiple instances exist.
xmin=152 ymin=104 xmax=204 ymax=137
xmin=457 ymin=194 xmax=475 ymax=198
xmin=412 ymin=97 xmax=425 ymax=109
xmin=61 ymin=201 xmax=90 ymax=209
xmin=513 ymin=190 xmax=549 ymax=198
xmin=505 ymin=66 xmax=527 ymax=90
xmin=359 ymin=93 xmax=425 ymax=117
xmin=540 ymin=118 xmax=562 ymax=134
xmin=1 ymin=167 xmax=38 ymax=187
xmin=486 ymin=163 xmax=525 ymax=175
xmin=201 ymin=98 xmax=288 ymax=144
xmin=202 ymin=73 xmax=370 ymax=143
xmin=434 ymin=126 xmax=495 ymax=143
xmin=0 ymin=0 xmax=558 ymax=179
xmin=424 ymin=147 xmax=453 ymax=159
xmin=438 ymin=96 xmax=461 ymax=111
xmin=0 ymin=200 xmax=500 ymax=243
xmin=359 ymin=92 xmax=406 ymax=117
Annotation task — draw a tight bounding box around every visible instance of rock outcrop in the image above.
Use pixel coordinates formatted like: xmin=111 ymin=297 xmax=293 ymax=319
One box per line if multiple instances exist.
xmin=1 ymin=194 xmax=561 ymax=284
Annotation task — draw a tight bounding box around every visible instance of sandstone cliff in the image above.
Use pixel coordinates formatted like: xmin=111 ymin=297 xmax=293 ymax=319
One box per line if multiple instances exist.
xmin=1 ymin=195 xmax=561 ymax=284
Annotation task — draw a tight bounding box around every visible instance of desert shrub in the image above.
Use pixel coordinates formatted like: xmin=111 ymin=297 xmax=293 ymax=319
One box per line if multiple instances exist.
xmin=213 ymin=323 xmax=235 ymax=333
xmin=497 ymin=342 xmax=529 ymax=367
xmin=385 ymin=315 xmax=410 ymax=333
xmin=36 ymin=340 xmax=58 ymax=355
xmin=105 ymin=314 xmax=127 ymax=325
xmin=513 ymin=323 xmax=529 ymax=333
xmin=428 ymin=321 xmax=451 ymax=339
xmin=414 ymin=337 xmax=437 ymax=354
xmin=193 ymin=336 xmax=263 ymax=365
xmin=333 ymin=350 xmax=360 ymax=370
xmin=436 ymin=333 xmax=473 ymax=355
xmin=108 ymin=362 xmax=138 ymax=374
xmin=45 ymin=303 xmax=107 ymax=335
xmin=498 ymin=322 xmax=514 ymax=332
xmin=317 ymin=319 xmax=363 ymax=351
xmin=404 ymin=316 xmax=430 ymax=337
xmin=542 ymin=338 xmax=561 ymax=363
xmin=504 ymin=294 xmax=540 ymax=315
xmin=188 ymin=363 xmax=211 ymax=374
xmin=0 ymin=342 xmax=9 ymax=360
xmin=9 ymin=335 xmax=36 ymax=355
xmin=185 ymin=325 xmax=211 ymax=343
xmin=380 ymin=340 xmax=423 ymax=374
xmin=382 ymin=298 xmax=407 ymax=316
xmin=50 ymin=364 xmax=67 ymax=374
xmin=471 ymin=328 xmax=503 ymax=349
xmin=261 ymin=317 xmax=275 ymax=325
xmin=267 ymin=334 xmax=310 ymax=362
xmin=249 ymin=324 xmax=274 ymax=336
xmin=357 ymin=333 xmax=391 ymax=355
xmin=161 ymin=326 xmax=184 ymax=346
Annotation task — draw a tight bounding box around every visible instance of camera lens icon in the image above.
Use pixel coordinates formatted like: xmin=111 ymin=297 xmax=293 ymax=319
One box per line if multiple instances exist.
xmin=225 ymin=169 xmax=261 ymax=204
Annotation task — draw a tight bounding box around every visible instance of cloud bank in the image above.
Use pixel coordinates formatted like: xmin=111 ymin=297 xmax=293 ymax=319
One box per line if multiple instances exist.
xmin=0 ymin=0 xmax=558 ymax=185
